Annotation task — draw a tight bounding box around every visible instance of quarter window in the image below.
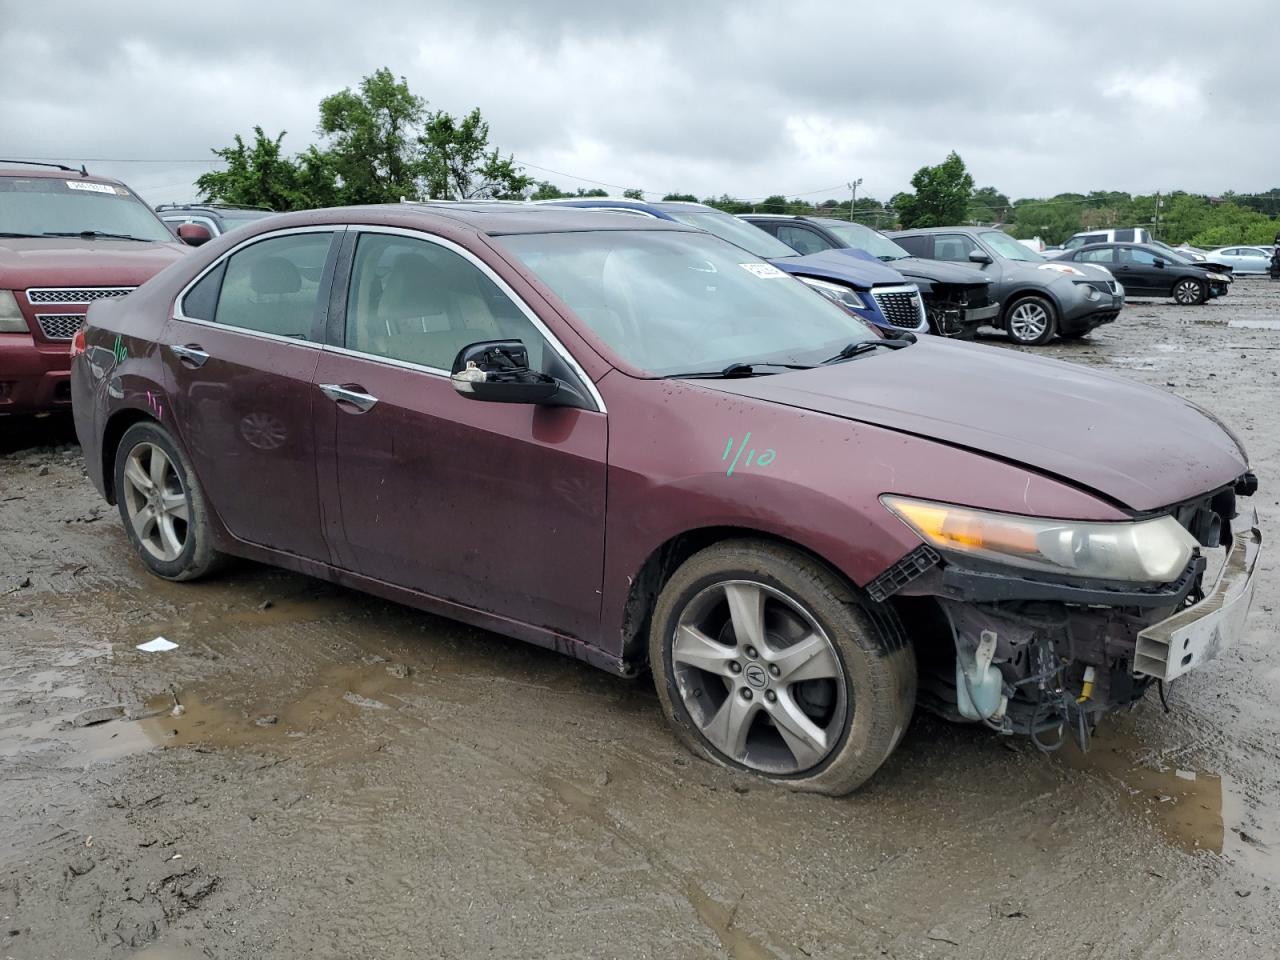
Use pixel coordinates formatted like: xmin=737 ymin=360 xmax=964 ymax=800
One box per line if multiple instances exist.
xmin=212 ymin=232 xmax=333 ymax=340
xmin=345 ymin=233 xmax=551 ymax=372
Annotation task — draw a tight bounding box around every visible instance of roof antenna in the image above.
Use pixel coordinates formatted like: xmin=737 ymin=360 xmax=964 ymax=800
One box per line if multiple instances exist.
xmin=79 ymin=164 xmax=88 ymax=177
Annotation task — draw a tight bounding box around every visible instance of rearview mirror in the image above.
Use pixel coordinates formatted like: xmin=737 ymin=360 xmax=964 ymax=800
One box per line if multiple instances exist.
xmin=968 ymin=250 xmax=992 ymax=264
xmin=177 ymin=223 xmax=212 ymax=246
xmin=451 ymin=340 xmax=561 ymax=404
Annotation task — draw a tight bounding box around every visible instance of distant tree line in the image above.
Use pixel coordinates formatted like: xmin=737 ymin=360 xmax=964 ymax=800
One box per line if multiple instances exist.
xmin=198 ymin=75 xmax=1280 ymax=249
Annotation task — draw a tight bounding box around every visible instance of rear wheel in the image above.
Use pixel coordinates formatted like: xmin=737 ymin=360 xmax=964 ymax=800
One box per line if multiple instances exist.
xmin=113 ymin=421 xmax=223 ymax=581
xmin=1172 ymin=278 xmax=1206 ymax=305
xmin=649 ymin=540 xmax=916 ymax=795
xmin=1004 ymin=295 xmax=1057 ymax=345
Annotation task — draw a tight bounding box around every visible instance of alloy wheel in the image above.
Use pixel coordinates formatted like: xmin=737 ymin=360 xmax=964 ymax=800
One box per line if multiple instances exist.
xmin=671 ymin=580 xmax=848 ymax=775
xmin=1174 ymin=279 xmax=1202 ymax=305
xmin=1008 ymin=301 xmax=1049 ymax=341
xmin=120 ymin=443 xmax=189 ymax=562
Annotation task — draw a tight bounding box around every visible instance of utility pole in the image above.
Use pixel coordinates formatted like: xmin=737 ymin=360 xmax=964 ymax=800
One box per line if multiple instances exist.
xmin=1153 ymin=191 xmax=1161 ymax=239
xmin=848 ymin=179 xmax=862 ymax=221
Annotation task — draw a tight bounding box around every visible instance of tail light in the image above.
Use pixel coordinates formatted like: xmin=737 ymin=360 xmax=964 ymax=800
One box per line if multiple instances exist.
xmin=70 ymin=328 xmax=87 ymax=359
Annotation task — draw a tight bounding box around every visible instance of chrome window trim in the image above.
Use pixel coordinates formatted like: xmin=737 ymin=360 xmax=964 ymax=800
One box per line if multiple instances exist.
xmin=161 ymin=313 xmax=326 ymax=350
xmin=171 ymin=224 xmax=342 ymax=325
xmin=868 ymin=283 xmax=923 ymax=296
xmin=343 ymin=225 xmax=606 ymax=413
xmin=321 ymin=343 xmax=449 ymax=378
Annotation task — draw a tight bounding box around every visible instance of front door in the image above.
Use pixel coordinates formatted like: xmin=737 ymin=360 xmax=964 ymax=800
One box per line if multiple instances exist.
xmin=161 ymin=228 xmax=338 ymax=562
xmin=1116 ymin=245 xmax=1164 ymax=295
xmin=313 ymin=228 xmax=608 ymax=640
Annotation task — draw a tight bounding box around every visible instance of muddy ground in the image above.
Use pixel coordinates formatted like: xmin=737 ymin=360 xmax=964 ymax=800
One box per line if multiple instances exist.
xmin=2 ymin=281 xmax=1278 ymax=960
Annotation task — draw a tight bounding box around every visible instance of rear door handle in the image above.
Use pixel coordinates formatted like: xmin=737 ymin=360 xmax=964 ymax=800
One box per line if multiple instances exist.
xmin=170 ymin=344 xmax=210 ymax=368
xmin=318 ymin=383 xmax=378 ymax=413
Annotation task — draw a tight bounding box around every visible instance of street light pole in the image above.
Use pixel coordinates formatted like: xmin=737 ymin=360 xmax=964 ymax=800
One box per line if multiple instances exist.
xmin=847 ymin=179 xmax=862 ymax=221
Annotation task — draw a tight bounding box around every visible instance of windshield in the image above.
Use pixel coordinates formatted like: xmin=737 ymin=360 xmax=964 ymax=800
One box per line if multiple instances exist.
xmin=817 ymin=221 xmax=910 ymax=261
xmin=0 ymin=176 xmax=173 ymax=241
xmin=981 ymin=230 xmax=1043 ymax=262
xmin=665 ymin=210 xmax=797 ymax=260
xmin=498 ymin=230 xmax=877 ymax=376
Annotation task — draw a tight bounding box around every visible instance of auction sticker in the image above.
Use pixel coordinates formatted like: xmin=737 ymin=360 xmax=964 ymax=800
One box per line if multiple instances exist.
xmin=738 ymin=262 xmax=786 ymax=279
xmin=65 ymin=181 xmax=121 ymax=194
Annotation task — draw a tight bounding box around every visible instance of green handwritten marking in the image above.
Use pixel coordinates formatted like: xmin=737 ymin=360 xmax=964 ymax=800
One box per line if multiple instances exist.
xmin=723 ymin=433 xmax=777 ymax=476
xmin=112 ymin=334 xmax=127 ymax=365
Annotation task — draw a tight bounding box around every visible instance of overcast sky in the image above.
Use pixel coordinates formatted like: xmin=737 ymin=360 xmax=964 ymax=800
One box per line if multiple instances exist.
xmin=2 ymin=1 xmax=1277 ymax=208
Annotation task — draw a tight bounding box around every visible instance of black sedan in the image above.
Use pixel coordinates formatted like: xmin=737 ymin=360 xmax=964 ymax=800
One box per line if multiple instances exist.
xmin=1051 ymin=243 xmax=1231 ymax=305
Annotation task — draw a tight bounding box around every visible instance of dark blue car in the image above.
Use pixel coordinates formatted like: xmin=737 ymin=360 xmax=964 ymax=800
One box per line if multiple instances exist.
xmin=536 ymin=199 xmax=928 ymax=334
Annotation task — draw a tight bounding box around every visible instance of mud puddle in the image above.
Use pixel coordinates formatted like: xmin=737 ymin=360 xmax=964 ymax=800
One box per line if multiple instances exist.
xmin=1058 ymin=727 xmax=1277 ymax=883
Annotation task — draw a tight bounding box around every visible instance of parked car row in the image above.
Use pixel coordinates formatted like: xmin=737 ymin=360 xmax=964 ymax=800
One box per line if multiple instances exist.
xmin=63 ymin=201 xmax=1262 ymax=794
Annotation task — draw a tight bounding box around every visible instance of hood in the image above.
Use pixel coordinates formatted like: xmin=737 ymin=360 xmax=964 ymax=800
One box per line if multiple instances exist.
xmin=769 ymin=248 xmax=908 ymax=290
xmin=880 ymin=256 xmax=991 ymax=287
xmin=0 ymin=237 xmax=186 ymax=289
xmin=698 ymin=337 xmax=1247 ymax=512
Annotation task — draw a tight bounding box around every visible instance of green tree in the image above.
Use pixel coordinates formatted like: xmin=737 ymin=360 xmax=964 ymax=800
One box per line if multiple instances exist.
xmin=195 ymin=126 xmax=318 ymax=211
xmin=529 ymin=180 xmax=569 ymax=200
xmin=968 ymin=186 xmax=1011 ymax=223
xmin=623 ymin=188 xmax=644 ymax=199
xmin=420 ymin=107 xmax=531 ymax=200
xmin=317 ymin=68 xmax=424 ymax=204
xmin=662 ymin=192 xmax=699 ymax=202
xmin=892 ymin=152 xmax=975 ymax=228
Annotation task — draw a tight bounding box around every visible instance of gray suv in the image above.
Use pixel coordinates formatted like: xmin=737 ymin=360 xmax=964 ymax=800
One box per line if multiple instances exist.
xmin=888 ymin=227 xmax=1125 ymax=345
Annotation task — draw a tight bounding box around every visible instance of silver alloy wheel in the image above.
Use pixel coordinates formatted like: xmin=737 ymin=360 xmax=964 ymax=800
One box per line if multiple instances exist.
xmin=1008 ymin=301 xmax=1049 ymax=341
xmin=1174 ymin=279 xmax=1202 ymax=305
xmin=671 ymin=580 xmax=848 ymax=775
xmin=120 ymin=442 xmax=189 ymax=562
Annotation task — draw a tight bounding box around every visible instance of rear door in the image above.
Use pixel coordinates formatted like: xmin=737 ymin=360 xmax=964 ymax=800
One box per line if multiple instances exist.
xmin=161 ymin=227 xmax=339 ymax=562
xmin=312 ymin=227 xmax=608 ymax=640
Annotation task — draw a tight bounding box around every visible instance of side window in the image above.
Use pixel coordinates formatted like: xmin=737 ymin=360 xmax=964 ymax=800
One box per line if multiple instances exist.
xmin=893 ymin=234 xmax=930 ymax=257
xmin=776 ymin=225 xmax=831 ymax=256
xmin=1077 ymin=247 xmax=1115 ymax=264
xmin=212 ymin=232 xmax=333 ymax=340
xmin=934 ymin=234 xmax=978 ymax=262
xmin=180 ymin=261 xmax=227 ymax=321
xmin=1120 ymin=246 xmax=1158 ymax=266
xmin=1115 ymin=229 xmax=1134 ymax=242
xmin=345 ymin=233 xmax=551 ymax=372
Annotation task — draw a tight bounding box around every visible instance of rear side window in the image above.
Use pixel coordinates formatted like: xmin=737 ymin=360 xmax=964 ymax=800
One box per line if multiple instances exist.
xmin=1078 ymin=247 xmax=1115 ymax=264
xmin=212 ymin=232 xmax=334 ymax=340
xmin=776 ymin=225 xmax=831 ymax=256
xmin=893 ymin=234 xmax=930 ymax=257
xmin=1115 ymin=229 xmax=1134 ymax=242
xmin=934 ymin=234 xmax=978 ymax=261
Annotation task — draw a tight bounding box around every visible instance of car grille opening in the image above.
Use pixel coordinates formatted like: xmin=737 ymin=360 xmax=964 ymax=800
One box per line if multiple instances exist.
xmin=35 ymin=314 xmax=88 ymax=340
xmin=871 ymin=287 xmax=926 ymax=329
xmin=25 ymin=287 xmax=135 ymax=305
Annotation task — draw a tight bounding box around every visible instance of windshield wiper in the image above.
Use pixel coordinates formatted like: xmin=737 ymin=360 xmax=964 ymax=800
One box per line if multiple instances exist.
xmin=41 ymin=230 xmax=151 ymax=242
xmin=821 ymin=338 xmax=912 ymax=364
xmin=0 ymin=231 xmax=46 ymax=238
xmin=665 ymin=360 xmax=814 ymax=379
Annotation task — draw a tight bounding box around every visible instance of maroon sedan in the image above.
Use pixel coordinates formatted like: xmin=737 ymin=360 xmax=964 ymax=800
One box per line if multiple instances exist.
xmin=71 ymin=205 xmax=1263 ymax=793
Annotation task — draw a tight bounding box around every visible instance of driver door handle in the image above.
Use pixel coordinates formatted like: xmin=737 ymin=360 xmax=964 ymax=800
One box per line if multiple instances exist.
xmin=169 ymin=344 xmax=210 ymax=368
xmin=318 ymin=383 xmax=378 ymax=413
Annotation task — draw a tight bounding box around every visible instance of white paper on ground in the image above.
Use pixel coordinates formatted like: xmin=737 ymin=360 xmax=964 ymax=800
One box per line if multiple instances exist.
xmin=136 ymin=637 xmax=178 ymax=652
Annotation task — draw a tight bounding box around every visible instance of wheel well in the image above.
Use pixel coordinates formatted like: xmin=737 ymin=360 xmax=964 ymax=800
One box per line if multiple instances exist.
xmin=618 ymin=526 xmax=857 ymax=673
xmin=1000 ymin=288 xmax=1059 ymax=325
xmin=100 ymin=409 xmax=158 ymax=504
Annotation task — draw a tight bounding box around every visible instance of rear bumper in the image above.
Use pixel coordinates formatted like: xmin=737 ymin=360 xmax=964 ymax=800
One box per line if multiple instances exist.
xmin=0 ymin=334 xmax=72 ymax=414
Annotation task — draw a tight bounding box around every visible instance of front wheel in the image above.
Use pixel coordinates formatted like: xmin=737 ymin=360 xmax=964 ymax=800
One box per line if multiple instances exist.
xmin=1004 ymin=295 xmax=1058 ymax=345
xmin=649 ymin=540 xmax=917 ymax=795
xmin=113 ymin=420 xmax=223 ymax=581
xmin=1172 ymin=278 xmax=1206 ymax=305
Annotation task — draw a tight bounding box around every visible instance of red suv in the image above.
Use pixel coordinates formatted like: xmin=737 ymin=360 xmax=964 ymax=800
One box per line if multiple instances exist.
xmin=0 ymin=162 xmax=193 ymax=415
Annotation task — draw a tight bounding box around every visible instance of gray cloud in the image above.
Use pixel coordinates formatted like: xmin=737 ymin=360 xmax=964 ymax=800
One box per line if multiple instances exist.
xmin=1 ymin=0 xmax=1276 ymax=207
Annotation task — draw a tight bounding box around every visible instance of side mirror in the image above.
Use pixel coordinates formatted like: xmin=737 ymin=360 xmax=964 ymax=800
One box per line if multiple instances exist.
xmin=177 ymin=223 xmax=212 ymax=247
xmin=968 ymin=250 xmax=993 ymax=264
xmin=1153 ymin=258 xmax=1166 ymax=268
xmin=451 ymin=340 xmax=561 ymax=404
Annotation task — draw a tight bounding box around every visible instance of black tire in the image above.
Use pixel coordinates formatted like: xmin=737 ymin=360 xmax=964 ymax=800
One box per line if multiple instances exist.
xmin=1059 ymin=330 xmax=1090 ymax=341
xmin=1172 ymin=277 xmax=1206 ymax=305
xmin=649 ymin=539 xmax=917 ymax=795
xmin=113 ymin=420 xmax=223 ymax=581
xmin=1003 ymin=295 xmax=1058 ymax=346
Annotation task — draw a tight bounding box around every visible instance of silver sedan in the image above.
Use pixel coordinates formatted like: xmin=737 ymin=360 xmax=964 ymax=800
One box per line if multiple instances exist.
xmin=1208 ymin=246 xmax=1275 ymax=274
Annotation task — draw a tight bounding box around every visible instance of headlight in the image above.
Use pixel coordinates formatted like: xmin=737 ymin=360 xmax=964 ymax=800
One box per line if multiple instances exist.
xmin=800 ymin=276 xmax=867 ymax=310
xmin=881 ymin=496 xmax=1198 ymax=583
xmin=1038 ymin=263 xmax=1085 ymax=277
xmin=1207 ymin=272 xmax=1229 ymax=282
xmin=0 ymin=290 xmax=27 ymax=332
xmin=1074 ymin=281 xmax=1101 ymax=300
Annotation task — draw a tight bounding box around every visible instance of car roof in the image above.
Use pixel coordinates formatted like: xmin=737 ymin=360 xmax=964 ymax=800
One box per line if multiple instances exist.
xmin=535 ymin=197 xmax=714 ymax=215
xmin=741 ymin=213 xmax=799 ymax=220
xmin=236 ymin=203 xmax=698 ymax=237
xmin=0 ymin=166 xmax=128 ymax=188
xmin=886 ymin=226 xmax=984 ymax=235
